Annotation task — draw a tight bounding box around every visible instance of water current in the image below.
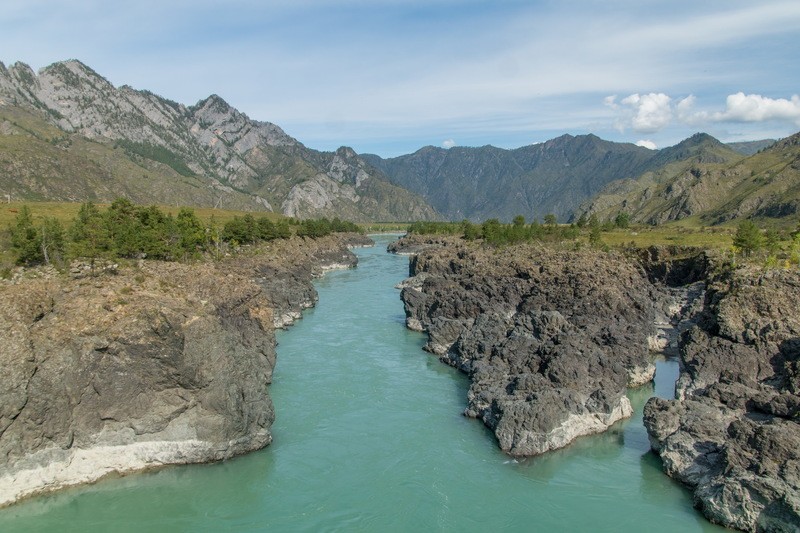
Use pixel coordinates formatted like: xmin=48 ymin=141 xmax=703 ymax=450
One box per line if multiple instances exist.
xmin=0 ymin=235 xmax=726 ymax=532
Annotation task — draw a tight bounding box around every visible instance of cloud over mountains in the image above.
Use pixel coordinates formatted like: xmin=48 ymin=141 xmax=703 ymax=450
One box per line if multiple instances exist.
xmin=608 ymin=92 xmax=800 ymax=135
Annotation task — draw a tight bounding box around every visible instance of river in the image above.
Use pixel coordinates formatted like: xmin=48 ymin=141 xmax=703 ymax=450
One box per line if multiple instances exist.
xmin=0 ymin=235 xmax=725 ymax=532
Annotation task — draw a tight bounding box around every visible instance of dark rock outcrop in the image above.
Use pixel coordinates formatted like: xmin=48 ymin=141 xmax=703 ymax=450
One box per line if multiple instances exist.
xmin=397 ymin=236 xmax=661 ymax=456
xmin=643 ymin=264 xmax=800 ymax=531
xmin=0 ymin=234 xmax=368 ymax=506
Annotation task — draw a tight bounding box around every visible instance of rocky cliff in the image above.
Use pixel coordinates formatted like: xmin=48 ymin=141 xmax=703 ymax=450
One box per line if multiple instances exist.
xmin=395 ymin=236 xmax=661 ymax=456
xmin=644 ymin=263 xmax=800 ymax=531
xmin=0 ymin=234 xmax=370 ymax=507
xmin=0 ymin=60 xmax=437 ymax=221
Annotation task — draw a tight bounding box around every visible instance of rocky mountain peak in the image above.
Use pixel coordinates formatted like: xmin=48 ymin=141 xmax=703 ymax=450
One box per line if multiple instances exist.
xmin=679 ymin=132 xmax=721 ymax=148
xmin=334 ymin=146 xmax=359 ymax=160
xmin=193 ymin=93 xmax=233 ymax=115
xmin=0 ymin=58 xmax=438 ymax=221
xmin=41 ymin=59 xmax=110 ymax=88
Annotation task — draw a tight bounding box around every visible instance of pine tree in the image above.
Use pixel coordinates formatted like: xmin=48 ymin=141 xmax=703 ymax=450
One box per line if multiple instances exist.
xmin=733 ymin=220 xmax=763 ymax=257
xmin=10 ymin=205 xmax=42 ymax=265
xmin=69 ymin=202 xmax=111 ymax=268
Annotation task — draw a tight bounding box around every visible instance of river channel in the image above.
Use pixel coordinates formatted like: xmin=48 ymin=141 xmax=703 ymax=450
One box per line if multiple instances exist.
xmin=0 ymin=235 xmax=725 ymax=532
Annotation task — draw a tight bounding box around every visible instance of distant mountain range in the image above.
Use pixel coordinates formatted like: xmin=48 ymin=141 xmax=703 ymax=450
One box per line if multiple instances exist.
xmin=0 ymin=60 xmax=437 ymax=221
xmin=364 ymin=134 xmax=784 ymax=223
xmin=1 ymin=59 xmax=793 ymax=226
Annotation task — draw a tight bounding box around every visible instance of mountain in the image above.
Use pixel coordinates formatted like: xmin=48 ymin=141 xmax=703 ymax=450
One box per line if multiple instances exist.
xmin=365 ymin=135 xmax=665 ymax=222
xmin=0 ymin=60 xmax=437 ymax=221
xmin=578 ymin=131 xmax=800 ymax=225
xmin=727 ymin=139 xmax=777 ymax=156
xmin=365 ymin=131 xmax=787 ymax=224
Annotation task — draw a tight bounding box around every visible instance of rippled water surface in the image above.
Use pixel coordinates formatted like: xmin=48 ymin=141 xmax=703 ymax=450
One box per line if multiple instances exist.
xmin=0 ymin=235 xmax=725 ymax=532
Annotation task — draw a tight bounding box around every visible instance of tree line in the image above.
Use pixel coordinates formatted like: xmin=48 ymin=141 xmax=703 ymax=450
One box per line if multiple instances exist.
xmin=408 ymin=217 xmax=576 ymax=245
xmin=7 ymin=199 xmax=362 ymax=267
xmin=407 ymin=213 xmax=616 ymax=246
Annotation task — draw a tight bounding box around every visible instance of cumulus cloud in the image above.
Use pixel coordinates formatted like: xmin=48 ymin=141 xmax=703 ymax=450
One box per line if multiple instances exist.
xmin=635 ymin=139 xmax=657 ymax=150
xmin=620 ymin=93 xmax=673 ymax=133
xmin=442 ymin=139 xmax=456 ymax=148
xmin=607 ymin=91 xmax=800 ymax=135
xmin=711 ymin=93 xmax=800 ymax=123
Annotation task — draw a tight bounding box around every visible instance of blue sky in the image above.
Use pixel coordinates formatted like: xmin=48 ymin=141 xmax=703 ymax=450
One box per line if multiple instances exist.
xmin=2 ymin=0 xmax=799 ymax=156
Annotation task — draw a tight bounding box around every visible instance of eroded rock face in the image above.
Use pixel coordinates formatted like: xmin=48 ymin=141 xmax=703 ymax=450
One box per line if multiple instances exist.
xmin=0 ymin=234 xmax=367 ymax=507
xmin=397 ymin=236 xmax=660 ymax=456
xmin=643 ymin=265 xmax=800 ymax=532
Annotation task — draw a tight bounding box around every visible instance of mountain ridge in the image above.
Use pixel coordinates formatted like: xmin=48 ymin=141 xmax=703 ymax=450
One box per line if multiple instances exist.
xmin=364 ymin=134 xmax=657 ymax=222
xmin=0 ymin=59 xmax=438 ymax=221
xmin=577 ymin=131 xmax=800 ymax=225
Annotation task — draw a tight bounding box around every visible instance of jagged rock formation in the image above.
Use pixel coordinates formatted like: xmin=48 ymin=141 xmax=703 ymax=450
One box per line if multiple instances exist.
xmin=579 ymin=132 xmax=800 ymax=225
xmin=395 ymin=235 xmax=661 ymax=456
xmin=644 ymin=263 xmax=800 ymax=532
xmin=0 ymin=234 xmax=371 ymax=507
xmin=0 ymin=60 xmax=437 ymax=221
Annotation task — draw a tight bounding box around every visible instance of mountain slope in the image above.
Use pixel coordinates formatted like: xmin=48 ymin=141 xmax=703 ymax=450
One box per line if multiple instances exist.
xmin=364 ymin=135 xmax=658 ymax=222
xmin=0 ymin=60 xmax=437 ymax=221
xmin=727 ymin=139 xmax=777 ymax=156
xmin=579 ymin=132 xmax=800 ymax=225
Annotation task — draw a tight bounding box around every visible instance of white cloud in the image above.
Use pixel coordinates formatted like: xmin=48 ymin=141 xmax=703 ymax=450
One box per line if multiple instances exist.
xmin=608 ymin=91 xmax=800 ymax=138
xmin=635 ymin=139 xmax=657 ymax=150
xmin=442 ymin=139 xmax=456 ymax=149
xmin=603 ymin=95 xmax=618 ymax=109
xmin=617 ymin=93 xmax=673 ymax=133
xmin=711 ymin=93 xmax=800 ymax=123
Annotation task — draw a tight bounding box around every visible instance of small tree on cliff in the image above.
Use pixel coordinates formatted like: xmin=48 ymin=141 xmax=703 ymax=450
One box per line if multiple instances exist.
xmin=733 ymin=219 xmax=763 ymax=257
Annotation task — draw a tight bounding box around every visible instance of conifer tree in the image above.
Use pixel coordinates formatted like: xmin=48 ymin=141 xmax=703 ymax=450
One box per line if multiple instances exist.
xmin=733 ymin=219 xmax=763 ymax=257
xmin=10 ymin=205 xmax=42 ymax=265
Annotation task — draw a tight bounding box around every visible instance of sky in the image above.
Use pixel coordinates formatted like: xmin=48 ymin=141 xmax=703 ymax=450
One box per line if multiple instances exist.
xmin=1 ymin=0 xmax=799 ymax=157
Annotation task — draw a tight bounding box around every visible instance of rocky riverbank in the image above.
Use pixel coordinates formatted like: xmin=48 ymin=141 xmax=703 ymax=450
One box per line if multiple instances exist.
xmin=0 ymin=233 xmax=371 ymax=507
xmin=644 ymin=262 xmax=800 ymax=532
xmin=396 ymin=234 xmax=800 ymax=530
xmin=394 ymin=235 xmax=664 ymax=456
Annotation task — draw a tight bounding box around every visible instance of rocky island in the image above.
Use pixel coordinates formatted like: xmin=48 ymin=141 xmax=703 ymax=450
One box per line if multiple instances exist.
xmin=0 ymin=233 xmax=371 ymax=507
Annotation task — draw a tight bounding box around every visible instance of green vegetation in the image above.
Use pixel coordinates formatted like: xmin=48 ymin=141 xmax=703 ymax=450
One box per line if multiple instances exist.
xmin=408 ymin=214 xmax=800 ymax=272
xmin=2 ymin=199 xmax=363 ymax=269
xmin=116 ymin=140 xmax=195 ymax=177
xmin=408 ymin=218 xmax=579 ymax=246
xmin=9 ymin=205 xmax=66 ymax=266
xmin=732 ymin=220 xmax=764 ymax=257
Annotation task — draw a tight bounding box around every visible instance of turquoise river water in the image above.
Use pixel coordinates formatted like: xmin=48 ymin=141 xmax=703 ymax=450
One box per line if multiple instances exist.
xmin=0 ymin=235 xmax=726 ymax=532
